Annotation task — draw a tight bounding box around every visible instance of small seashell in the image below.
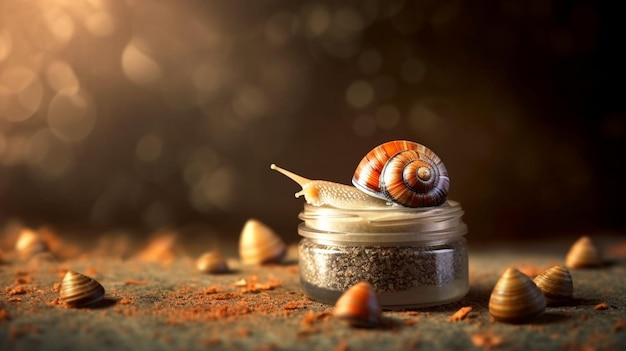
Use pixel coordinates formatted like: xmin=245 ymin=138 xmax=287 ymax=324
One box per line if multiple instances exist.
xmin=334 ymin=281 xmax=381 ymax=328
xmin=15 ymin=229 xmax=48 ymax=261
xmin=196 ymin=251 xmax=229 ymax=274
xmin=239 ymin=219 xmax=286 ymax=265
xmin=489 ymin=267 xmax=546 ymax=323
xmin=565 ymin=236 xmax=602 ymax=268
xmin=59 ymin=271 xmax=105 ymax=308
xmin=533 ymin=265 xmax=574 ymax=306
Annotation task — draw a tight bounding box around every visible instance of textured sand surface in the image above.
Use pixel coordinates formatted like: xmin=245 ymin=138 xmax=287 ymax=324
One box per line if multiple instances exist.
xmin=1 ymin=235 xmax=625 ymax=350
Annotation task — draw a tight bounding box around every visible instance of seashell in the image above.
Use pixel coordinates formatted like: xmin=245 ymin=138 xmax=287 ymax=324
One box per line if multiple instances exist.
xmin=196 ymin=251 xmax=229 ymax=274
xmin=239 ymin=219 xmax=286 ymax=265
xmin=565 ymin=236 xmax=602 ymax=268
xmin=59 ymin=271 xmax=105 ymax=308
xmin=334 ymin=281 xmax=381 ymax=328
xmin=15 ymin=228 xmax=48 ymax=261
xmin=489 ymin=267 xmax=546 ymax=323
xmin=533 ymin=265 xmax=573 ymax=305
xmin=352 ymin=140 xmax=449 ymax=207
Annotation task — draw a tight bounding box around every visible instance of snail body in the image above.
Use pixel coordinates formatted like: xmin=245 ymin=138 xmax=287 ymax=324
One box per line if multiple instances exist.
xmin=270 ymin=164 xmax=389 ymax=209
xmin=271 ymin=140 xmax=449 ymax=209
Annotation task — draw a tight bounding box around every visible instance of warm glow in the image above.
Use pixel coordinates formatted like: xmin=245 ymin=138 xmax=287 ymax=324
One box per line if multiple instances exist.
xmin=0 ymin=0 xmax=616 ymax=242
xmin=121 ymin=40 xmax=163 ymax=86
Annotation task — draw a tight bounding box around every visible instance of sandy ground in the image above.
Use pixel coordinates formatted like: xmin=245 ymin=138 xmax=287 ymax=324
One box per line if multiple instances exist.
xmin=1 ymin=232 xmax=625 ymax=351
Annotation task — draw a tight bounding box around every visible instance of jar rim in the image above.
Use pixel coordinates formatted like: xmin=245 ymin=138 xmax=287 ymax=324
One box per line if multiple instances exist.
xmin=298 ymin=200 xmax=468 ymax=243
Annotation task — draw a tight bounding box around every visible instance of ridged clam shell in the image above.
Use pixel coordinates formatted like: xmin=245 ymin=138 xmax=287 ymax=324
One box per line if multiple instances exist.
xmin=565 ymin=236 xmax=602 ymax=268
xmin=196 ymin=251 xmax=229 ymax=274
xmin=533 ymin=265 xmax=573 ymax=305
xmin=334 ymin=281 xmax=380 ymax=328
xmin=489 ymin=267 xmax=546 ymax=323
xmin=239 ymin=219 xmax=286 ymax=265
xmin=15 ymin=229 xmax=48 ymax=260
xmin=59 ymin=271 xmax=105 ymax=308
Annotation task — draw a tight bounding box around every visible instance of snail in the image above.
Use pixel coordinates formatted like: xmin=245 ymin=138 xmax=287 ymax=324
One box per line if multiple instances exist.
xmin=196 ymin=251 xmax=229 ymax=274
xmin=533 ymin=265 xmax=574 ymax=306
xmin=565 ymin=236 xmax=602 ymax=269
xmin=489 ymin=267 xmax=546 ymax=324
xmin=59 ymin=271 xmax=106 ymax=308
xmin=271 ymin=140 xmax=449 ymax=209
xmin=333 ymin=281 xmax=381 ymax=328
xmin=239 ymin=219 xmax=286 ymax=265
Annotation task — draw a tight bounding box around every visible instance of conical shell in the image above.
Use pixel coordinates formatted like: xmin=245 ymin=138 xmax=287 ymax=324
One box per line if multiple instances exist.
xmin=59 ymin=271 xmax=105 ymax=308
xmin=334 ymin=281 xmax=381 ymax=328
xmin=489 ymin=267 xmax=546 ymax=323
xmin=533 ymin=265 xmax=573 ymax=305
xmin=15 ymin=229 xmax=48 ymax=261
xmin=239 ymin=219 xmax=286 ymax=265
xmin=565 ymin=236 xmax=602 ymax=268
xmin=196 ymin=251 xmax=229 ymax=274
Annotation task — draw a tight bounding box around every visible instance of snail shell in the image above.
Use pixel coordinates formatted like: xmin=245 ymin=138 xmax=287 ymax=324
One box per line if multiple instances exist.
xmin=334 ymin=281 xmax=381 ymax=328
xmin=533 ymin=265 xmax=573 ymax=306
xmin=239 ymin=219 xmax=286 ymax=265
xmin=59 ymin=271 xmax=105 ymax=308
xmin=565 ymin=236 xmax=602 ymax=269
xmin=489 ymin=267 xmax=546 ymax=323
xmin=196 ymin=251 xmax=229 ymax=274
xmin=352 ymin=140 xmax=449 ymax=207
xmin=15 ymin=228 xmax=49 ymax=261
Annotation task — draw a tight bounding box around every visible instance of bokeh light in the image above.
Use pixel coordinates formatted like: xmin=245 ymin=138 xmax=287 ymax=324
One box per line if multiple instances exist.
xmin=0 ymin=67 xmax=43 ymax=122
xmin=0 ymin=0 xmax=622 ymax=243
xmin=121 ymin=40 xmax=163 ymax=86
xmin=47 ymin=89 xmax=97 ymax=142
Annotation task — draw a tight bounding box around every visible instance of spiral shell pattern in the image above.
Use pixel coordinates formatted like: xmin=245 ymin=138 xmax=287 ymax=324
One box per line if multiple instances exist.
xmin=59 ymin=271 xmax=105 ymax=308
xmin=352 ymin=140 xmax=449 ymax=207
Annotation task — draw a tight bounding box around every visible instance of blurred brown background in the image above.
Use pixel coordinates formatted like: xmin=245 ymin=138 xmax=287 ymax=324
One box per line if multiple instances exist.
xmin=0 ymin=0 xmax=624 ymax=244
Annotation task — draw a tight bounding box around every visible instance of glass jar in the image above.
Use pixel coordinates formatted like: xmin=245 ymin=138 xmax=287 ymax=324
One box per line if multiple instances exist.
xmin=298 ymin=200 xmax=468 ymax=309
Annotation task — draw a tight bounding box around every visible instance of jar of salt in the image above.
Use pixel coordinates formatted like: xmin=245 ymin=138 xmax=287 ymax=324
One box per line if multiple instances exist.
xmin=297 ymin=201 xmax=468 ymax=308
